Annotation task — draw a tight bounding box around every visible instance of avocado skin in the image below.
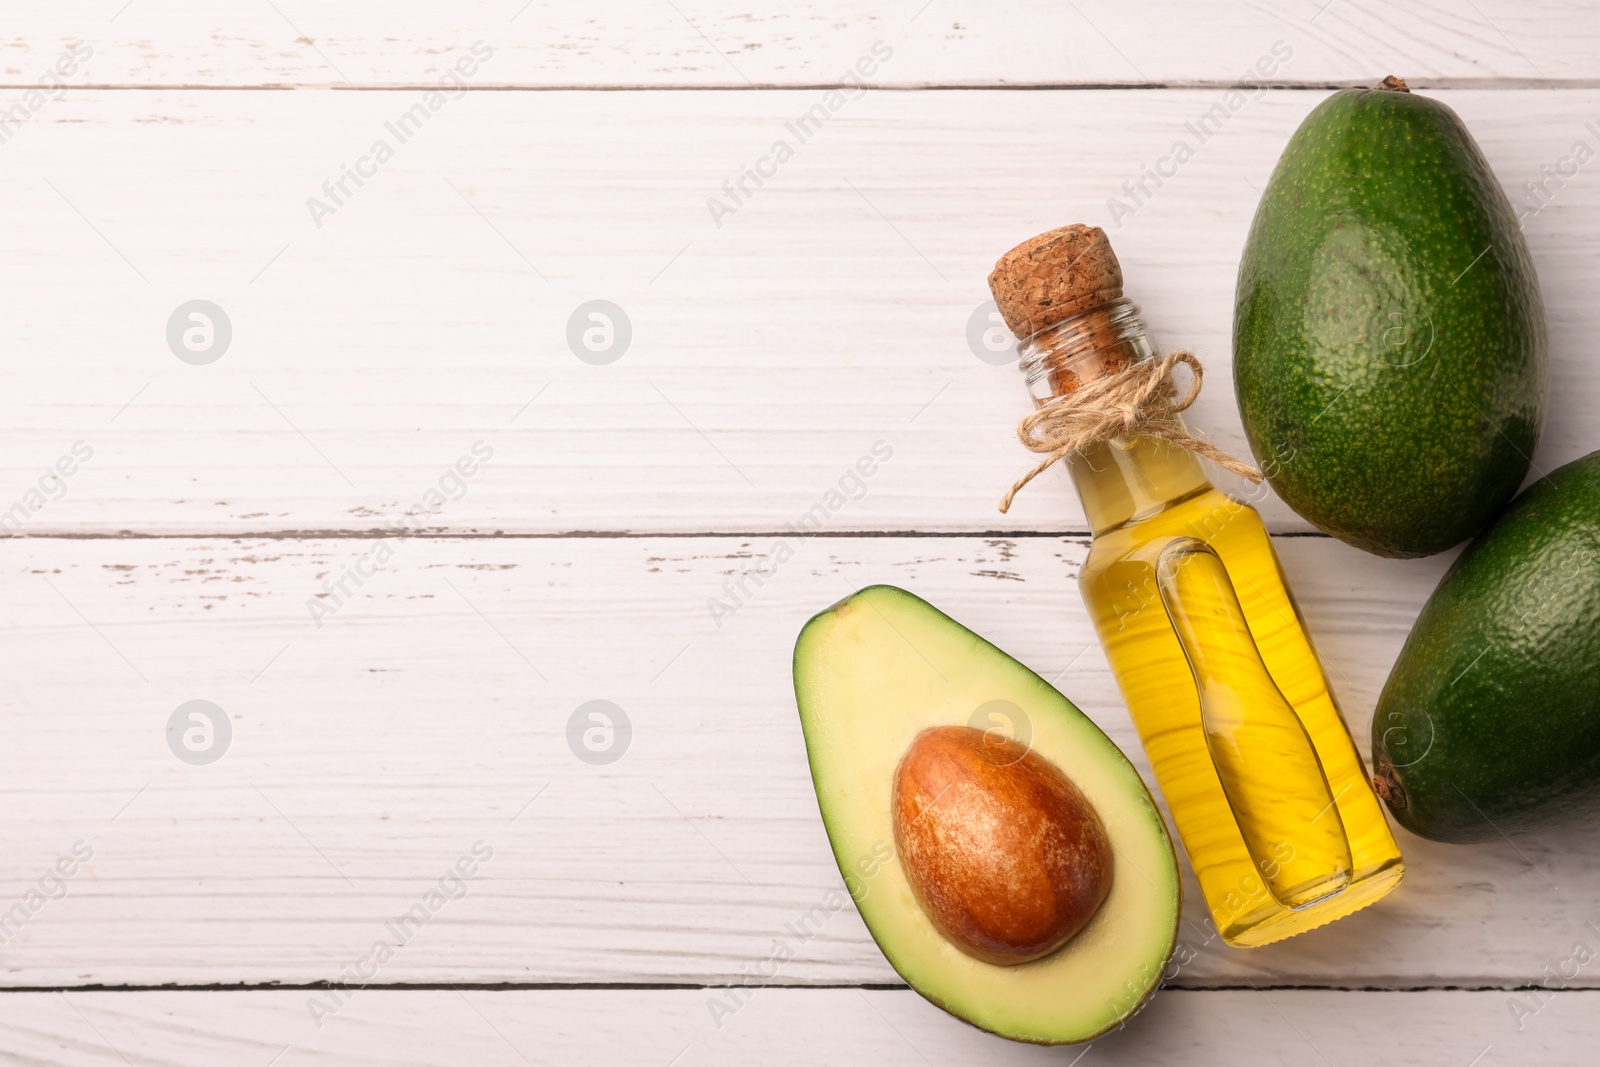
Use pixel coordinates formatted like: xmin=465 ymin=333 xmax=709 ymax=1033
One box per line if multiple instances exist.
xmin=1234 ymin=85 xmax=1546 ymax=558
xmin=1373 ymin=452 xmax=1600 ymax=842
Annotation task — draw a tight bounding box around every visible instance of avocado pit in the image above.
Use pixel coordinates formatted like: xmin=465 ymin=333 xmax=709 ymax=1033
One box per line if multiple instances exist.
xmin=892 ymin=725 xmax=1114 ymax=966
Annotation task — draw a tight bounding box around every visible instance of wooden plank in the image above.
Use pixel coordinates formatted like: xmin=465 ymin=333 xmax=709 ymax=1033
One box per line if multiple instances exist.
xmin=0 ymin=988 xmax=1587 ymax=1065
xmin=0 ymin=87 xmax=1593 ymax=536
xmin=3 ymin=2 xmax=1598 ymax=89
xmin=1 ymin=532 xmax=1592 ymax=987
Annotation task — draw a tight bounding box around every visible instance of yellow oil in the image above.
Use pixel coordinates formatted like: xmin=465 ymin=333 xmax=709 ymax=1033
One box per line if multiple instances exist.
xmin=1072 ymin=432 xmax=1403 ymax=946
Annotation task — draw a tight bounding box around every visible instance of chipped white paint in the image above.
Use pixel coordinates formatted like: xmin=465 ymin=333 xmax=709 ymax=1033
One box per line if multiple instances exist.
xmin=0 ymin=2 xmax=1595 ymax=89
xmin=0 ymin=534 xmax=1589 ymax=994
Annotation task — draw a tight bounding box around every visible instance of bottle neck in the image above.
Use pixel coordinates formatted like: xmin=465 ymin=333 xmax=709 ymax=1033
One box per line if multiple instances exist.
xmin=1017 ymin=299 xmax=1211 ymax=535
xmin=1018 ymin=298 xmax=1152 ymax=403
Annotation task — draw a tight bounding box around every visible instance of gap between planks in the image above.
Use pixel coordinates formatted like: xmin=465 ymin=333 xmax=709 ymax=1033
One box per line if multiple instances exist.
xmin=1 ymin=529 xmax=1336 ymax=541
xmin=0 ymin=79 xmax=1594 ymax=92
xmin=0 ymin=982 xmax=1585 ymax=994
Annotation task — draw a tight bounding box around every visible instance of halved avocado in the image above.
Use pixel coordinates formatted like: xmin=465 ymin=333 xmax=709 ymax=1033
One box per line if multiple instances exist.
xmin=793 ymin=585 xmax=1181 ymax=1045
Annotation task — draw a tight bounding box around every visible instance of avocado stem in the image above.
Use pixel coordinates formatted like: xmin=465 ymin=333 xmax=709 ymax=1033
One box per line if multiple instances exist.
xmin=1372 ymin=770 xmax=1404 ymax=807
xmin=1374 ymin=75 xmax=1411 ymax=93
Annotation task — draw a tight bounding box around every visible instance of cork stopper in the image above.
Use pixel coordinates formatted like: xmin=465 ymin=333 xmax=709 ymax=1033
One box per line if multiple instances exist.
xmin=987 ymin=224 xmax=1124 ymax=339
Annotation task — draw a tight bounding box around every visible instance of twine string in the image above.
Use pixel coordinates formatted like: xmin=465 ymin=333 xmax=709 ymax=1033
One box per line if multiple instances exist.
xmin=998 ymin=350 xmax=1263 ymax=514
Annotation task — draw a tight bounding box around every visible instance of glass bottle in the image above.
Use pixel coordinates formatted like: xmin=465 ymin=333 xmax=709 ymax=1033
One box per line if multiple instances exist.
xmin=992 ymin=226 xmax=1403 ymax=946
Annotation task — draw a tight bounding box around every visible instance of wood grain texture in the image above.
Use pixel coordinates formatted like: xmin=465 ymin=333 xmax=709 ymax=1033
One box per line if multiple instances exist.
xmin=1 ymin=1 xmax=1596 ymax=89
xmin=1 ymin=88 xmax=1596 ymax=536
xmin=0 ymin=532 xmax=1591 ymax=989
xmin=0 ymin=987 xmax=1585 ymax=1065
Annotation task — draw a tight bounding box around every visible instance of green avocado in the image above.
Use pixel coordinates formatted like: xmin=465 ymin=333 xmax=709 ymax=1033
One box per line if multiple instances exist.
xmin=793 ymin=585 xmax=1180 ymax=1045
xmin=1234 ymin=78 xmax=1546 ymax=558
xmin=1372 ymin=451 xmax=1600 ymax=841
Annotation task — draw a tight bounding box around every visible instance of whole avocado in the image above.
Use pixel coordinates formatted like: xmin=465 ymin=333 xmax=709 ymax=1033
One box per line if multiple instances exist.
xmin=1234 ymin=77 xmax=1546 ymax=558
xmin=1372 ymin=451 xmax=1600 ymax=842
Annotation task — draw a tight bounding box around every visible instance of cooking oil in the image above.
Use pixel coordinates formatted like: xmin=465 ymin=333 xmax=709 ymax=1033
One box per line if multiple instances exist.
xmin=1073 ymin=433 xmax=1402 ymax=944
xmin=990 ymin=225 xmax=1402 ymax=946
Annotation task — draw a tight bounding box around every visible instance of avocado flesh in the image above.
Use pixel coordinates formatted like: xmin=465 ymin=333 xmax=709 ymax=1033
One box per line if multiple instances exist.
xmin=793 ymin=585 xmax=1180 ymax=1045
xmin=1234 ymin=83 xmax=1546 ymax=558
xmin=1374 ymin=451 xmax=1600 ymax=841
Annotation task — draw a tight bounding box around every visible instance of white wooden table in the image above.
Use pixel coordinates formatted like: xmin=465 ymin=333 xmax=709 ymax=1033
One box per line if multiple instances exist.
xmin=2 ymin=3 xmax=1596 ymax=1063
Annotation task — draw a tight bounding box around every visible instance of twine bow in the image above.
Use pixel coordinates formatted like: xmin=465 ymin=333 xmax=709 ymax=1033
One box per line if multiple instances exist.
xmin=998 ymin=350 xmax=1263 ymax=513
